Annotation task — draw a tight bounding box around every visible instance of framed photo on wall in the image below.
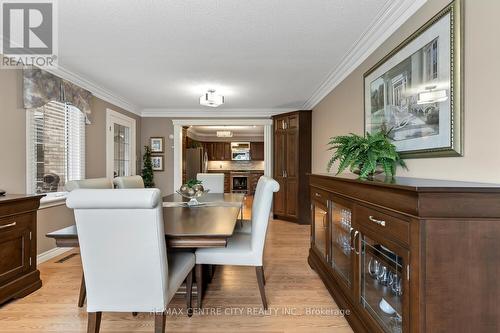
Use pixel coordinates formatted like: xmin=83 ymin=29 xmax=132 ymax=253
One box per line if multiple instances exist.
xmin=364 ymin=0 xmax=463 ymax=158
xmin=150 ymin=137 xmax=164 ymax=153
xmin=151 ymin=155 xmax=164 ymax=171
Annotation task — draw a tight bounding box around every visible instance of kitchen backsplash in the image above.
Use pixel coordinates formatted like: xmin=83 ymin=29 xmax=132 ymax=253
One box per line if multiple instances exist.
xmin=208 ymin=160 xmax=265 ymax=171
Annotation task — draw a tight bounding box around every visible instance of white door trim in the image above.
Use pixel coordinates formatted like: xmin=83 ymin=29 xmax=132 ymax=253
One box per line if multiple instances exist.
xmin=106 ymin=109 xmax=137 ymax=178
xmin=172 ymin=118 xmax=273 ymax=192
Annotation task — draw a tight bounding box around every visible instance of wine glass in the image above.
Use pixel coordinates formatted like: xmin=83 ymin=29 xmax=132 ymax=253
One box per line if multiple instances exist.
xmin=368 ymin=258 xmax=380 ymax=278
xmin=389 ymin=313 xmax=402 ymax=333
xmin=377 ymin=265 xmax=389 ymax=285
xmin=391 ymin=275 xmax=403 ymax=296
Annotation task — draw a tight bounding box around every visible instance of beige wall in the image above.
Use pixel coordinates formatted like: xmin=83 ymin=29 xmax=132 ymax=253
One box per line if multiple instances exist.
xmin=140 ymin=117 xmax=175 ymax=195
xmin=312 ymin=0 xmax=500 ymax=183
xmin=0 ymin=69 xmax=141 ymax=255
xmin=0 ymin=69 xmax=26 ymax=194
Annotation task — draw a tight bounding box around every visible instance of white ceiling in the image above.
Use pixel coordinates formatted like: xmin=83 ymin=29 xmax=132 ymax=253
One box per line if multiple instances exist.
xmin=55 ymin=0 xmax=425 ymax=116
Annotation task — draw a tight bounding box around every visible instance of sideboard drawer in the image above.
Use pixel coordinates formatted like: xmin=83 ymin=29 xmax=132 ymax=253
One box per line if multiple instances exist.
xmin=310 ymin=187 xmax=329 ymax=206
xmin=355 ymin=204 xmax=410 ymax=246
xmin=0 ymin=212 xmax=33 ymax=232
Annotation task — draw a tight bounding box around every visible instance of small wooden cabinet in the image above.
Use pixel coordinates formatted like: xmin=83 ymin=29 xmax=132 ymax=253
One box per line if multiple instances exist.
xmin=250 ymin=142 xmax=264 ymax=161
xmin=203 ymin=142 xmax=231 ymax=161
xmin=309 ymin=174 xmax=500 ymax=333
xmin=273 ymin=111 xmax=311 ymax=224
xmin=0 ymin=194 xmax=43 ymax=305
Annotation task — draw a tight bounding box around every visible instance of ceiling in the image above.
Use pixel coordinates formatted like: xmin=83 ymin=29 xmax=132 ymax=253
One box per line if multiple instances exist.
xmin=55 ymin=0 xmax=425 ymax=116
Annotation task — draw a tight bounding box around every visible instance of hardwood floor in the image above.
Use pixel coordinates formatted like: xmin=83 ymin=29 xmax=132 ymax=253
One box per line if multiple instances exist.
xmin=0 ymin=198 xmax=353 ymax=332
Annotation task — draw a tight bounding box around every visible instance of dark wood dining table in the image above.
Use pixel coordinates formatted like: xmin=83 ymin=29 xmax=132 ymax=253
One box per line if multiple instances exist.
xmin=46 ymin=193 xmax=245 ymax=249
xmin=46 ymin=192 xmax=244 ymax=307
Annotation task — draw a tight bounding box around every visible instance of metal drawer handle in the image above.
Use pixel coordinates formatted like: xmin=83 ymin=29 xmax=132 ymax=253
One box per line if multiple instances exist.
xmin=0 ymin=222 xmax=17 ymax=230
xmin=369 ymin=216 xmax=386 ymax=227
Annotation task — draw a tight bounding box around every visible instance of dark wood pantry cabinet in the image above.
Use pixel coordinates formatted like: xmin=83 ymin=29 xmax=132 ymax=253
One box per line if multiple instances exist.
xmin=309 ymin=173 xmax=500 ymax=333
xmin=272 ymin=111 xmax=311 ymax=224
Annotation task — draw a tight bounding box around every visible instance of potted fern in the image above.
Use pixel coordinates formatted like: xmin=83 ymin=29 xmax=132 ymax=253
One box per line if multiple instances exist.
xmin=327 ymin=131 xmax=407 ymax=179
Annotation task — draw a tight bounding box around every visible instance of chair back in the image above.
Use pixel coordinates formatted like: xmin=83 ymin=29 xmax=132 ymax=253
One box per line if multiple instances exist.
xmin=197 ymin=173 xmax=224 ymax=193
xmin=113 ymin=175 xmax=145 ymax=189
xmin=66 ymin=189 xmax=168 ymax=313
xmin=250 ymin=176 xmax=279 ymax=257
xmin=65 ymin=178 xmax=113 ymax=191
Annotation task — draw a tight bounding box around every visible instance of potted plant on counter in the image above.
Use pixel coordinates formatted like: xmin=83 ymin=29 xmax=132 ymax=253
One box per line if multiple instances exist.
xmin=327 ymin=131 xmax=407 ymax=179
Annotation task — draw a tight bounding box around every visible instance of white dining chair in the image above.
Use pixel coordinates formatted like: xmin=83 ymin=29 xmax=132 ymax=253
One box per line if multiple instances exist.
xmin=64 ymin=177 xmax=114 ymax=308
xmin=194 ymin=176 xmax=279 ymax=309
xmin=196 ymin=173 xmax=224 ymax=193
xmin=113 ymin=175 xmax=145 ymax=189
xmin=66 ymin=189 xmax=195 ymax=333
xmin=65 ymin=178 xmax=113 ymax=191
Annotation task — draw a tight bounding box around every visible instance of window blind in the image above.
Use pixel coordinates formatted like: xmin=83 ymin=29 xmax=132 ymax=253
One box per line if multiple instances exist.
xmin=27 ymin=101 xmax=85 ymax=194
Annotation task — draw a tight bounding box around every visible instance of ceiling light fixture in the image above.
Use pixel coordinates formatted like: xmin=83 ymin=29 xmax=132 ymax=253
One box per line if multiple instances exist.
xmin=216 ymin=130 xmax=233 ymax=138
xmin=200 ymin=89 xmax=225 ymax=107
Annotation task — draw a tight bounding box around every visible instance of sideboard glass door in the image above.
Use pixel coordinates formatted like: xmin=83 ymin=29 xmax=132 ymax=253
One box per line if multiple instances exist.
xmin=330 ymin=200 xmax=353 ymax=288
xmin=360 ymin=233 xmax=409 ymax=333
xmin=312 ymin=201 xmax=329 ymax=261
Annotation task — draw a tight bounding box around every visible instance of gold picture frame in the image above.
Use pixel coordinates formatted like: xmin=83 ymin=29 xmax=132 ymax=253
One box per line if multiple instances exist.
xmin=363 ymin=0 xmax=463 ymax=158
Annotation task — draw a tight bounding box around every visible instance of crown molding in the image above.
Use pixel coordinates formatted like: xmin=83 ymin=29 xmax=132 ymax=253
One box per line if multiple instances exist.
xmin=303 ymin=0 xmax=427 ymax=109
xmin=141 ymin=108 xmax=295 ymax=118
xmin=44 ymin=65 xmax=140 ymax=115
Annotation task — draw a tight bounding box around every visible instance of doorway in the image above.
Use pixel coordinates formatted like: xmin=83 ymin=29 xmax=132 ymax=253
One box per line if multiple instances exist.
xmin=172 ymin=119 xmax=273 ymax=192
xmin=105 ymin=109 xmax=137 ymax=178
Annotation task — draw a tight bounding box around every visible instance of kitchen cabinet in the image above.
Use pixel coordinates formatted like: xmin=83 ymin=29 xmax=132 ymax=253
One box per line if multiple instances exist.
xmin=309 ymin=173 xmax=500 ymax=333
xmin=250 ymin=142 xmax=264 ymax=160
xmin=272 ymin=111 xmax=311 ymax=224
xmin=0 ymin=195 xmax=43 ymax=305
xmin=204 ymin=142 xmax=231 ymax=161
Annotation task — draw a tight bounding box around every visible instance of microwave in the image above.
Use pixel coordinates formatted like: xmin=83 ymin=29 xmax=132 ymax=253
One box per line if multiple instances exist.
xmin=232 ymin=151 xmax=250 ymax=161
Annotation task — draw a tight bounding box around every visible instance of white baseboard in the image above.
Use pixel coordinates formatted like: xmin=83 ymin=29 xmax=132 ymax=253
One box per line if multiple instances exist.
xmin=37 ymin=247 xmax=74 ymax=264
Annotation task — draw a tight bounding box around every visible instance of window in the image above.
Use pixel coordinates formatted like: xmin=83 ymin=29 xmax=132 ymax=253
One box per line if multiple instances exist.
xmin=27 ymin=101 xmax=85 ymax=194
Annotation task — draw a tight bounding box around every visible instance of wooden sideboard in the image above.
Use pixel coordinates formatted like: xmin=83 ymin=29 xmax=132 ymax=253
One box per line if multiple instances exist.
xmin=0 ymin=194 xmax=44 ymax=305
xmin=308 ymin=174 xmax=500 ymax=333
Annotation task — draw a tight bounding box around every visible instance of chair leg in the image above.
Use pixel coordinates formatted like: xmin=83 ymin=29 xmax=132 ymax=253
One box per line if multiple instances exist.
xmin=186 ymin=269 xmax=193 ymax=317
xmin=78 ymin=273 xmax=86 ymax=308
xmin=262 ymin=266 xmax=266 ymax=285
xmin=195 ymin=264 xmax=203 ymax=308
xmin=87 ymin=312 xmax=102 ymax=333
xmin=207 ymin=264 xmax=214 ymax=283
xmin=255 ymin=266 xmax=268 ymax=310
xmin=154 ymin=312 xmax=166 ymax=333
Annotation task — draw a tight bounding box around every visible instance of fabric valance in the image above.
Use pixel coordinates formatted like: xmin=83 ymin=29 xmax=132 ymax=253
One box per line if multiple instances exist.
xmin=23 ymin=68 xmax=92 ymax=117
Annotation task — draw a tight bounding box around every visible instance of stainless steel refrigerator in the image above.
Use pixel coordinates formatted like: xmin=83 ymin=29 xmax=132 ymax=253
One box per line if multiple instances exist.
xmin=185 ymin=147 xmax=207 ymax=180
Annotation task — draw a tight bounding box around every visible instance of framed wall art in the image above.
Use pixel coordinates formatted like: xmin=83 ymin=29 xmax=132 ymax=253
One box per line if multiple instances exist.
xmin=364 ymin=0 xmax=463 ymax=158
xmin=151 ymin=155 xmax=164 ymax=171
xmin=150 ymin=137 xmax=164 ymax=153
